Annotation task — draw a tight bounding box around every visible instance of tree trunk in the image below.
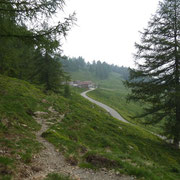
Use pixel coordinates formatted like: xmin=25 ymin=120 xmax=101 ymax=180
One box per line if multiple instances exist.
xmin=173 ymin=1 xmax=180 ymax=150
xmin=173 ymin=136 xmax=179 ymax=149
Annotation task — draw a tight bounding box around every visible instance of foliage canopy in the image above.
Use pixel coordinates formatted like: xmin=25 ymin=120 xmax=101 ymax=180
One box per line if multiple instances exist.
xmin=0 ymin=0 xmax=75 ymax=92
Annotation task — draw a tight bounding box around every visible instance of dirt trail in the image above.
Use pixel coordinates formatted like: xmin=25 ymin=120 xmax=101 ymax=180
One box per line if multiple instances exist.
xmin=23 ymin=108 xmax=134 ymax=180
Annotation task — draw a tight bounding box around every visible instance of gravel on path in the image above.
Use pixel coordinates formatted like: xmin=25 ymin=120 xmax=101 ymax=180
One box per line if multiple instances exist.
xmin=22 ymin=107 xmax=134 ymax=180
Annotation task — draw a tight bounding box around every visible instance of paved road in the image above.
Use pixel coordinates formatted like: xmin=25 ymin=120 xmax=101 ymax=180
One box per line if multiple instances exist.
xmin=81 ymin=89 xmax=178 ymax=145
xmin=81 ymin=89 xmax=129 ymax=123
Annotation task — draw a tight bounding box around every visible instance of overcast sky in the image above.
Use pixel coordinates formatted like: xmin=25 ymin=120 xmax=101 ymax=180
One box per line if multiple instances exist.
xmin=62 ymin=0 xmax=160 ymax=67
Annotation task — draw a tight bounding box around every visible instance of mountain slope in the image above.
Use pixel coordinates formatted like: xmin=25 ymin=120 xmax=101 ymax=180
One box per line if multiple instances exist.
xmin=70 ymin=71 xmax=126 ymax=89
xmin=70 ymin=69 xmax=164 ymax=134
xmin=0 ymin=75 xmax=180 ymax=180
xmin=0 ymin=75 xmax=69 ymax=179
xmin=44 ymin=91 xmax=180 ymax=180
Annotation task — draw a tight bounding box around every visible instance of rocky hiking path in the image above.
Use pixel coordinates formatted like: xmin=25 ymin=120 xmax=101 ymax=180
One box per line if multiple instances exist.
xmin=23 ymin=106 xmax=134 ymax=180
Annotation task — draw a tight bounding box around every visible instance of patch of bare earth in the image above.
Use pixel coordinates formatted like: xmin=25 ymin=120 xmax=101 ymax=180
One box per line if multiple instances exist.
xmin=19 ymin=106 xmax=134 ymax=180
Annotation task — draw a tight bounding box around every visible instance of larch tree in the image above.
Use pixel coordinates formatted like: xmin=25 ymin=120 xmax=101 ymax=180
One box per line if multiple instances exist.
xmin=0 ymin=0 xmax=75 ymax=41
xmin=0 ymin=0 xmax=75 ymax=92
xmin=124 ymin=0 xmax=180 ymax=148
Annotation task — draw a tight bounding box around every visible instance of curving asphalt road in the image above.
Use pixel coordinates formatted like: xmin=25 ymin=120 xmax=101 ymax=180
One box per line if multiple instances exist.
xmin=81 ymin=89 xmax=129 ymax=123
xmin=81 ymin=89 xmax=178 ymax=146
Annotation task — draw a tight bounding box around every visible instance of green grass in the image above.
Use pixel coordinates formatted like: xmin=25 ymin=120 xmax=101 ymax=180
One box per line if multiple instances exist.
xmin=70 ymin=86 xmax=87 ymax=94
xmin=87 ymin=88 xmax=141 ymax=121
xmin=70 ymin=71 xmax=125 ymax=89
xmin=0 ymin=75 xmax=69 ymax=179
xmin=1 ymin=74 xmax=180 ymax=180
xmin=70 ymin=70 xmax=97 ymax=82
xmin=0 ymin=75 xmax=44 ymax=179
xmin=43 ymin=92 xmax=180 ymax=180
xmin=71 ymin=70 xmax=146 ymax=125
xmin=71 ymin=70 xmax=163 ymax=133
xmin=87 ymin=88 xmax=165 ymax=135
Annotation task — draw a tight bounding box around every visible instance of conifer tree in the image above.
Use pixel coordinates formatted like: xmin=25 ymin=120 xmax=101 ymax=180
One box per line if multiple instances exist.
xmin=125 ymin=0 xmax=180 ymax=148
xmin=0 ymin=0 xmax=75 ymax=41
xmin=0 ymin=0 xmax=75 ymax=92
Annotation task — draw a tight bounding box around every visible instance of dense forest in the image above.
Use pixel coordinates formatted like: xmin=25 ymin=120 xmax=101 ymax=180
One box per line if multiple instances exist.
xmin=60 ymin=56 xmax=130 ymax=80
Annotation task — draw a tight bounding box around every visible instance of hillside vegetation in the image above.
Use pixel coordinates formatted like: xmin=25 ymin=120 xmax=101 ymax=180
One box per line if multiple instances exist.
xmin=0 ymin=75 xmax=69 ymax=179
xmin=43 ymin=87 xmax=180 ymax=179
xmin=1 ymin=75 xmax=180 ymax=180
xmin=70 ymin=71 xmax=127 ymax=89
xmin=60 ymin=57 xmax=129 ymax=81
xmin=70 ymin=70 xmax=164 ymax=134
xmin=1 ymin=0 xmax=180 ymax=179
xmin=87 ymin=88 xmax=164 ymax=134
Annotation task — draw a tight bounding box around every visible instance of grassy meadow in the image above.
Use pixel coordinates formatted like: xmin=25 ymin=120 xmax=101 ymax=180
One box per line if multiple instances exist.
xmin=0 ymin=75 xmax=69 ymax=180
xmin=1 ymin=74 xmax=180 ymax=180
xmin=43 ymin=90 xmax=180 ymax=180
xmin=71 ymin=71 xmax=163 ymax=134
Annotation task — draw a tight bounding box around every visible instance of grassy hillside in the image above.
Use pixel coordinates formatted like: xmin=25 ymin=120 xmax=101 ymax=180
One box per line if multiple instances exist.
xmin=1 ymin=75 xmax=180 ymax=180
xmin=70 ymin=70 xmax=97 ymax=82
xmin=70 ymin=70 xmax=163 ymax=134
xmin=0 ymin=75 xmax=69 ymax=180
xmin=87 ymin=88 xmax=164 ymax=134
xmin=43 ymin=94 xmax=180 ymax=179
xmin=71 ymin=71 xmax=150 ymax=127
xmin=0 ymin=75 xmax=42 ymax=179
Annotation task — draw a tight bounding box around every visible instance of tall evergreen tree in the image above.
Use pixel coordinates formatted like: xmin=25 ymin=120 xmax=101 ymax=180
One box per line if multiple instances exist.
xmin=125 ymin=0 xmax=180 ymax=148
xmin=0 ymin=0 xmax=75 ymax=92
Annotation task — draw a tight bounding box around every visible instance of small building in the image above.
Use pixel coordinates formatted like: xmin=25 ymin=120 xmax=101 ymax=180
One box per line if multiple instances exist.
xmin=78 ymin=81 xmax=93 ymax=89
xmin=69 ymin=80 xmax=95 ymax=89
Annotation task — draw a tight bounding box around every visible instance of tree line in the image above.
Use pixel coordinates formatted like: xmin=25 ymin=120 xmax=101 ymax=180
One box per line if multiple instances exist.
xmin=0 ymin=0 xmax=75 ymax=92
xmin=60 ymin=56 xmax=130 ymax=80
